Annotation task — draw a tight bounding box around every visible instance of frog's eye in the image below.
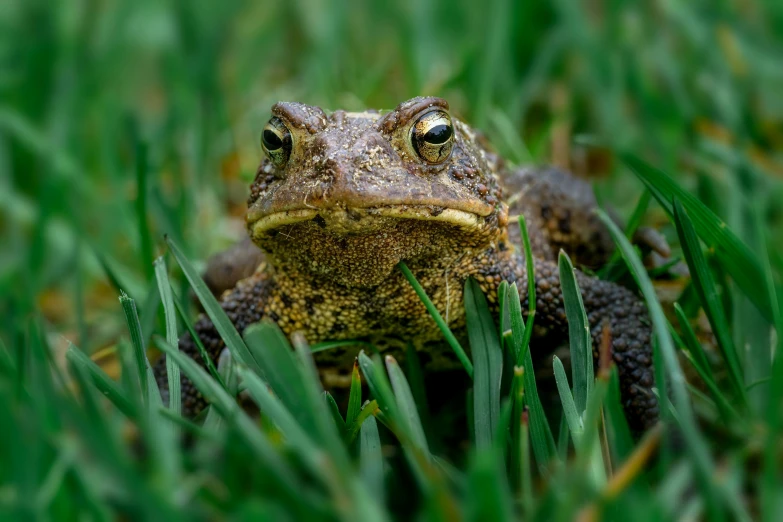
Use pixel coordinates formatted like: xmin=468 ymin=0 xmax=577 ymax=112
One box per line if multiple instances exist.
xmin=410 ymin=110 xmax=454 ymax=164
xmin=261 ymin=117 xmax=292 ymax=168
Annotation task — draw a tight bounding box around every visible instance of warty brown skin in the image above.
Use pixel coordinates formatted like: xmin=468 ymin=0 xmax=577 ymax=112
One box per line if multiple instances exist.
xmin=154 ymin=96 xmax=658 ymax=433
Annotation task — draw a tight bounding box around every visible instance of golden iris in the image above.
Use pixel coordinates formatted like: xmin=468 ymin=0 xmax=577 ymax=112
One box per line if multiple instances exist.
xmin=411 ymin=110 xmax=454 ymax=164
xmin=261 ymin=117 xmax=292 ymax=168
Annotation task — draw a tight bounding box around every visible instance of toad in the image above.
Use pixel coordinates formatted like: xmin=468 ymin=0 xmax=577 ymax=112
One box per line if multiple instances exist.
xmin=156 ymin=96 xmax=660 ymax=432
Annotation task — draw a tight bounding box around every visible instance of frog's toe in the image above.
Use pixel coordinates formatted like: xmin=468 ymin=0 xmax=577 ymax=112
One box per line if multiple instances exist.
xmin=633 ymin=226 xmax=671 ymax=258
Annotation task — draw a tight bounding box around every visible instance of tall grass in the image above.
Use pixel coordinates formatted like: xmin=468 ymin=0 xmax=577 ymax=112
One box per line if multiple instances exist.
xmin=4 ymin=187 xmax=781 ymax=519
xmin=1 ymin=0 xmax=782 ymax=520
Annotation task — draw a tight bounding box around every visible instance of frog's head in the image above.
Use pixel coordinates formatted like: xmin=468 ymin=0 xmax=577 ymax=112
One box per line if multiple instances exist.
xmin=246 ymin=96 xmax=508 ymax=287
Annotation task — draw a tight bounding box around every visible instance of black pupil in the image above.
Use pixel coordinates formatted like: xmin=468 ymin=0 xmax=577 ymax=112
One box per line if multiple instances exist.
xmin=423 ymin=124 xmax=452 ymax=145
xmin=263 ymin=129 xmax=283 ymax=150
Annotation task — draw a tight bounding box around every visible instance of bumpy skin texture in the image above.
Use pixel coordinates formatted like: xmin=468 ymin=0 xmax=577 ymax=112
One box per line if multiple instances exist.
xmin=503 ymin=166 xmax=615 ymax=266
xmin=155 ymin=96 xmax=659 ymax=433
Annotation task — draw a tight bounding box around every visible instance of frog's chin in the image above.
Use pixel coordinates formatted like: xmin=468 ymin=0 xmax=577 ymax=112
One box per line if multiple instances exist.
xmin=247 ymin=204 xmax=493 ymax=240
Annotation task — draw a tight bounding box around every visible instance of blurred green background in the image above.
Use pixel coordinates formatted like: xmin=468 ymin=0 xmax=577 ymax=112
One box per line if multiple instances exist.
xmin=1 ymin=0 xmax=782 ymax=354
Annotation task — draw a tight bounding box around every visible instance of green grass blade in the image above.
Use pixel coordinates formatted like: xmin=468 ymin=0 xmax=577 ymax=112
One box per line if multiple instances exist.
xmin=519 ymin=410 xmax=533 ymax=517
xmin=465 ymin=449 xmax=514 ymax=522
xmin=498 ymin=280 xmax=509 ymax=344
xmin=118 ymin=295 xmax=180 ymax=493
xmin=513 ymin=216 xmax=557 ymax=470
xmin=465 ymin=277 xmax=503 ymax=449
xmin=64 ymin=345 xmax=134 ymax=419
xmin=599 ymin=190 xmax=652 ymax=280
xmin=518 ymin=215 xmax=538 ymax=369
xmin=577 ymin=366 xmax=609 ymax=488
xmin=0 ymin=338 xmax=15 ymax=377
xmin=310 ymin=340 xmax=376 ymax=354
xmin=203 ymin=349 xmax=237 ymax=433
xmin=143 ymin=368 xmax=181 ymax=494
xmin=673 ymin=199 xmax=746 ymax=403
xmin=165 ymin=236 xmax=260 ymax=375
xmin=290 ymin=332 xmax=352 ymax=468
xmin=507 ymin=366 xmax=526 ymax=497
xmin=746 ymin=204 xmax=776 ymax=412
xmin=172 ymin=295 xmax=224 ymax=387
xmin=360 ymin=417 xmax=385 ymax=505
xmin=345 ymin=361 xmax=362 ymax=430
xmin=324 ymin=392 xmax=346 ymax=435
xmin=119 ymin=292 xmax=149 ymax=405
xmin=91 ymin=246 xmax=144 ymax=304
xmin=154 ymin=256 xmax=180 ymax=416
xmin=347 ymin=401 xmax=380 ymax=445
xmin=558 ymin=250 xmax=593 ymax=413
xmin=64 ymin=361 xmax=145 ymax=509
xmin=158 ymin=407 xmax=216 ymax=442
xmin=597 ymin=208 xmax=727 ymax=520
xmin=138 ymin=285 xmax=161 ymax=365
xmin=602 ymin=366 xmax=634 ymax=462
xmin=243 ymin=322 xmax=320 ymax=435
xmin=385 ymin=355 xmax=430 ymax=456
xmin=133 ymin=137 xmax=153 ymax=282
xmin=357 ymin=352 xmax=433 ymax=491
xmin=398 ymin=261 xmax=473 ymax=378
xmin=673 ymin=303 xmax=711 ymax=374
xmin=556 ymin=413 xmax=569 ymax=461
xmin=358 ymin=352 xmax=401 ymax=431
xmin=621 ymin=153 xmax=773 ymax=322
xmin=519 ymin=215 xmax=536 ymax=319
xmin=763 ymin=348 xmax=783 ymax=521
xmin=238 ymin=366 xmax=333 ymax=480
xmin=404 ymin=342 xmax=430 ymax=434
xmin=70 ymin=317 xmax=179 ymax=513
xmin=673 ymin=305 xmax=739 ymax=423
xmin=505 ymin=283 xmax=527 ymax=363
xmin=155 ymin=338 xmax=303 ymax=497
xmin=757 ymin=205 xmax=783 ymax=522
xmin=521 ymin=345 xmax=558 ymax=471
xmin=495 ymin=397 xmax=513 ymax=453
xmin=553 ymin=356 xmax=582 ymax=438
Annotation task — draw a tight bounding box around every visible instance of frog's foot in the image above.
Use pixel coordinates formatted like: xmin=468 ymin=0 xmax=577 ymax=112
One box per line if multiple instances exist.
xmin=633 ymin=227 xmax=672 ymax=262
xmin=631 ymin=226 xmax=690 ymax=276
xmin=633 ymin=226 xmax=671 ymax=258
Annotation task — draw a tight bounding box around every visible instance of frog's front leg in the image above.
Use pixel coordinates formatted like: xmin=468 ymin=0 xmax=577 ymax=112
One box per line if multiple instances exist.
xmin=521 ymin=258 xmax=658 ymax=433
xmin=154 ymin=270 xmax=269 ymax=417
xmin=202 ymin=238 xmax=266 ymax=298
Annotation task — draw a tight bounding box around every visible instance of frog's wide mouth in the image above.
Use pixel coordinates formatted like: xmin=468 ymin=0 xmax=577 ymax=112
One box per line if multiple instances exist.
xmin=247 ymin=204 xmax=490 ymax=239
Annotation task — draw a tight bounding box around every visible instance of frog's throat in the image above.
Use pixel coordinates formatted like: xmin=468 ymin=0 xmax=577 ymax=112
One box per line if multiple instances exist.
xmin=247 ymin=205 xmax=488 ymax=239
